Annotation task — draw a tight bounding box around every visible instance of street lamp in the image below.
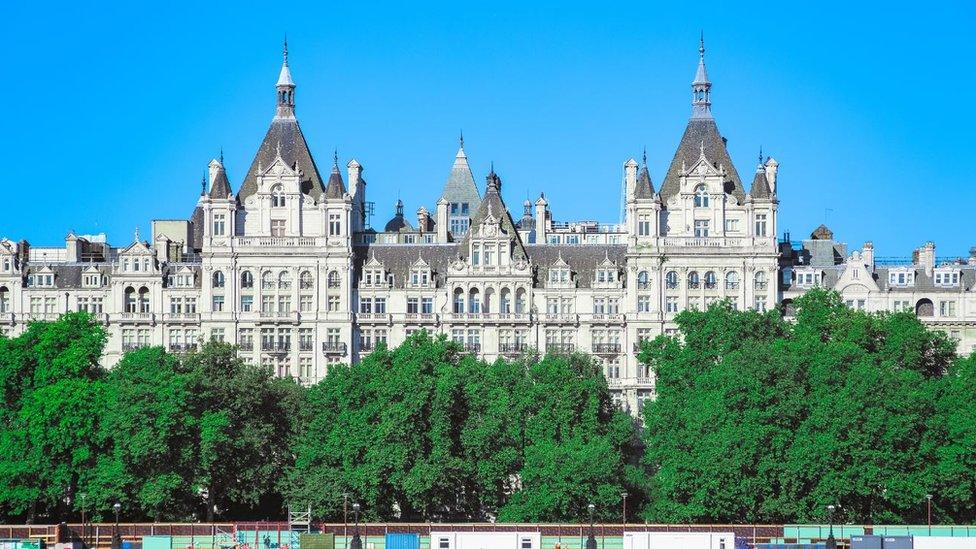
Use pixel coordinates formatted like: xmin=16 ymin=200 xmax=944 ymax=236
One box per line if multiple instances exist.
xmin=621 ymin=493 xmax=628 ymax=526
xmin=350 ymin=503 xmax=362 ymax=549
xmin=112 ymin=503 xmax=122 ymax=549
xmin=198 ymin=487 xmax=212 ymax=523
xmin=585 ymin=503 xmax=597 ymax=549
xmin=926 ymin=494 xmax=933 ymax=534
xmin=78 ymin=493 xmax=88 ymax=548
xmin=825 ymin=504 xmax=836 ymax=549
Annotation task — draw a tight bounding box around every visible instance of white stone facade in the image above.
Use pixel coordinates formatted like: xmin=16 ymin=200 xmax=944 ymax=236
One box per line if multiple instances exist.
xmin=0 ymin=43 xmax=971 ymax=415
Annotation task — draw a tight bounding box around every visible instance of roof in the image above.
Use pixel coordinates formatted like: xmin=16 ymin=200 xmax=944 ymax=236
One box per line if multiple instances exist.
xmin=189 ymin=205 xmax=204 ymax=251
xmin=353 ymin=245 xmax=457 ymax=289
xmin=209 ymin=160 xmax=232 ymax=199
xmin=440 ymin=145 xmax=481 ymax=209
xmin=525 ymin=245 xmax=628 ymax=289
xmin=324 ymin=163 xmax=346 ymax=199
xmin=384 ymin=213 xmax=413 ymax=232
xmin=750 ymin=166 xmax=771 ymax=199
xmin=237 ymin=117 xmax=326 ymax=204
xmin=635 ymin=165 xmax=655 ymax=199
xmin=659 ymin=118 xmax=745 ymax=204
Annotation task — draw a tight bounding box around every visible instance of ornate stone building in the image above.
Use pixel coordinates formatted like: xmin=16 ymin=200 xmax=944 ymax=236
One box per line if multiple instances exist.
xmin=0 ymin=41 xmax=971 ymax=412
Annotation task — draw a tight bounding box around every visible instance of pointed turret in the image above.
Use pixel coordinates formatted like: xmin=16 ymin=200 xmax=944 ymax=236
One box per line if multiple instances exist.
xmin=659 ymin=37 xmax=745 ymax=204
xmin=750 ymin=157 xmax=772 ymax=199
xmin=439 ymin=134 xmax=482 ymax=236
xmin=324 ymin=150 xmax=347 ymax=199
xmin=635 ymin=148 xmax=655 ymax=199
xmin=237 ymin=41 xmax=326 ymax=205
xmin=457 ymin=166 xmax=528 ymax=260
xmin=208 ymin=158 xmax=232 ymax=199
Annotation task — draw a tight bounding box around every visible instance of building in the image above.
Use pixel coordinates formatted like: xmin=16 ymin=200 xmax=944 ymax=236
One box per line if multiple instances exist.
xmin=0 ymin=40 xmax=970 ymax=413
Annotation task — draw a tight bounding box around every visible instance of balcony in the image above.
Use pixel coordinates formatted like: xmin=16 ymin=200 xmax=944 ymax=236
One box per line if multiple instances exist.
xmin=496 ymin=312 xmax=531 ymax=323
xmin=588 ymin=313 xmax=624 ymax=323
xmin=0 ymin=312 xmax=14 ymax=324
xmin=546 ymin=343 xmax=576 ymax=354
xmin=120 ymin=312 xmax=155 ymax=324
xmin=163 ymin=312 xmax=200 ymax=323
xmin=233 ymin=236 xmax=320 ymax=248
xmin=261 ymin=342 xmax=291 ymax=353
xmin=498 ymin=343 xmax=530 ymax=356
xmin=463 ymin=342 xmax=482 ymax=354
xmin=168 ymin=343 xmax=197 ymax=353
xmin=27 ymin=312 xmax=61 ymax=322
xmin=356 ymin=312 xmax=391 ymax=324
xmin=122 ymin=343 xmax=149 ymax=352
xmin=238 ymin=342 xmax=254 ymax=352
xmin=322 ymin=341 xmax=348 ymax=355
xmin=637 ymin=282 xmax=652 ymax=290
xmin=257 ymin=310 xmax=300 ymax=323
xmin=543 ymin=313 xmax=577 ymax=324
xmin=404 ymin=313 xmax=438 ymax=324
xmin=635 ymin=377 xmax=655 ymax=387
xmin=592 ymin=343 xmax=622 ymax=355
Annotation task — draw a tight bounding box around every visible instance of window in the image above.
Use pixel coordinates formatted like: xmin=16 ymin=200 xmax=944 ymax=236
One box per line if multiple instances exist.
xmin=694 ymin=219 xmax=709 ymax=238
xmin=940 ymin=301 xmax=957 ymax=317
xmin=410 ymin=268 xmax=430 ymax=287
xmin=665 ymin=271 xmax=678 ymax=289
xmin=725 ymin=218 xmax=739 ymax=232
xmin=278 ymin=271 xmax=292 ymax=290
xmin=271 ymin=185 xmax=285 ymax=208
xmin=694 ymin=185 xmax=709 ymax=207
xmin=328 ymin=271 xmax=341 ymax=289
xmin=328 ymin=296 xmax=340 ymax=311
xmin=271 ymin=219 xmax=286 ymax=237
xmin=665 ymin=297 xmax=679 ymax=313
xmin=638 ymin=295 xmax=651 ymax=313
xmin=637 ymin=270 xmax=650 ymax=289
xmin=241 ymin=271 xmax=254 ymax=289
xmin=468 ymin=289 xmax=481 ymax=314
xmin=755 ymin=214 xmax=767 ymax=237
xmin=211 ymin=328 xmax=225 ymax=343
xmin=213 ymin=213 xmax=226 ymax=236
xmin=374 ymin=297 xmax=387 ymax=314
xmin=935 ymin=271 xmax=960 ymax=287
xmin=407 ymin=298 xmax=419 ymax=314
xmin=212 ymin=271 xmax=225 ymax=288
xmin=422 ymin=297 xmax=434 ymax=314
xmin=638 ymin=214 xmax=651 ymax=236
xmin=300 ymin=294 xmax=313 ymax=312
xmin=549 ymin=268 xmax=570 ymax=285
xmin=889 ymin=270 xmax=914 ymax=286
xmin=241 ymin=295 xmax=253 ymax=312
xmin=300 ymin=271 xmax=314 ymax=289
xmin=688 ymin=271 xmax=700 ymax=289
xmin=755 ymin=296 xmax=768 ymax=312
xmin=212 ymin=295 xmax=224 ymax=312
xmin=704 ymin=271 xmax=717 ymax=289
xmin=725 ymin=271 xmax=739 ymax=289
xmin=453 ymin=289 xmax=465 ymax=314
xmin=329 ymin=213 xmax=341 ymax=236
xmin=754 ymin=271 xmax=767 ymax=290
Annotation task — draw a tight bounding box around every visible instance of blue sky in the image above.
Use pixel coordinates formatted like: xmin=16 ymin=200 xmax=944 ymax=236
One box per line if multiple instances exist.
xmin=1 ymin=1 xmax=974 ymax=257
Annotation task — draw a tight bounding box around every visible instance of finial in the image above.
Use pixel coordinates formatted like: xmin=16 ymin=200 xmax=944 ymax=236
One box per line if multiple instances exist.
xmin=134 ymin=226 xmax=140 ymax=242
xmin=642 ymin=146 xmax=647 ymax=166
xmin=699 ymin=31 xmax=705 ymax=58
xmin=275 ymin=140 xmax=282 ymax=158
xmin=201 ymin=173 xmax=206 ymax=196
xmin=459 ymin=130 xmax=464 ymax=149
xmin=333 ymin=148 xmax=339 ymax=168
xmin=759 ymin=146 xmax=764 ymax=165
xmin=699 ymin=139 xmax=705 ymax=156
xmin=219 ymin=147 xmax=224 ymax=165
xmin=490 ymin=160 xmax=494 ymax=174
xmin=283 ymin=34 xmax=289 ymax=65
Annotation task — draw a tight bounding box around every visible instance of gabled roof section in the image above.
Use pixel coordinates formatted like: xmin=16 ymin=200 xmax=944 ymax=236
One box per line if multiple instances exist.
xmin=237 ymin=118 xmax=325 ymax=204
xmin=659 ymin=118 xmax=745 ymax=204
xmin=439 ymin=141 xmax=481 ymax=209
xmin=458 ymin=168 xmax=527 ymax=261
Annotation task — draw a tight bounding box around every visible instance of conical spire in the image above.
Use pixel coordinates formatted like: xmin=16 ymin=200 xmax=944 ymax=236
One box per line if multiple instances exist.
xmin=324 ymin=149 xmax=346 ymax=199
xmin=691 ymin=33 xmax=712 ymax=119
xmin=439 ymin=136 xmax=481 ymax=216
xmin=276 ymin=38 xmax=296 ymax=118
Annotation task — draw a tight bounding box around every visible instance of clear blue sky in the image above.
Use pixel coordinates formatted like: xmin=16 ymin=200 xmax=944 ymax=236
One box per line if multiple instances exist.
xmin=2 ymin=1 xmax=974 ymax=257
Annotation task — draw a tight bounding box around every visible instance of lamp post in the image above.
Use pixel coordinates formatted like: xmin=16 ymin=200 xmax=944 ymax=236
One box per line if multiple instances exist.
xmin=621 ymin=493 xmax=627 ymax=526
xmin=926 ymin=494 xmax=933 ymax=535
xmin=825 ymin=504 xmax=836 ymax=549
xmin=350 ymin=503 xmax=362 ymax=549
xmin=112 ymin=502 xmax=122 ymax=549
xmin=198 ymin=487 xmax=212 ymax=523
xmin=79 ymin=493 xmax=87 ymax=549
xmin=585 ymin=503 xmax=597 ymax=549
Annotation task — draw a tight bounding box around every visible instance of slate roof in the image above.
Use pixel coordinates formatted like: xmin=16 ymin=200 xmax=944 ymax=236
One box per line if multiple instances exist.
xmin=353 ymin=245 xmax=458 ymax=289
xmin=324 ymin=163 xmax=346 ymax=199
xmin=635 ymin=165 xmax=655 ymax=199
xmin=659 ymin=118 xmax=745 ymax=204
xmin=237 ymin=117 xmax=325 ymax=204
xmin=209 ymin=163 xmax=233 ymax=199
xmin=189 ymin=205 xmax=204 ymax=251
xmin=525 ymin=244 xmax=628 ymax=289
xmin=440 ymin=146 xmax=481 ymax=209
xmin=750 ymin=167 xmax=772 ymax=199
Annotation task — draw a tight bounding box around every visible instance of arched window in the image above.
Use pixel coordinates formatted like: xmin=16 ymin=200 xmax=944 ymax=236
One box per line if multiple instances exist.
xmin=500 ymin=287 xmax=511 ymax=314
xmin=124 ymin=286 xmax=136 ymax=313
xmin=241 ymin=271 xmax=254 ymax=289
xmin=754 ymin=271 xmax=767 ymax=289
xmin=665 ymin=271 xmax=679 ymax=289
xmin=138 ymin=286 xmax=150 ymax=313
xmin=694 ymin=185 xmax=709 ymax=207
xmin=704 ymin=271 xmax=717 ymax=289
xmin=915 ymin=298 xmax=934 ymax=318
xmin=483 ymin=288 xmax=494 ymax=314
xmin=637 ymin=271 xmax=650 ymax=289
xmin=725 ymin=271 xmax=739 ymax=289
xmin=278 ymin=271 xmax=292 ymax=290
xmin=515 ymin=288 xmax=527 ymax=314
xmin=212 ymin=271 xmax=225 ymax=289
xmin=327 ymin=271 xmax=340 ymax=289
xmin=468 ymin=288 xmax=481 ymax=314
xmin=688 ymin=271 xmax=700 ymax=289
xmin=271 ymin=185 xmax=285 ymax=208
xmin=261 ymin=271 xmax=274 ymax=290
xmin=0 ymin=286 xmax=8 ymax=313
xmin=453 ymin=288 xmax=465 ymax=314
xmin=300 ymin=271 xmax=314 ymax=290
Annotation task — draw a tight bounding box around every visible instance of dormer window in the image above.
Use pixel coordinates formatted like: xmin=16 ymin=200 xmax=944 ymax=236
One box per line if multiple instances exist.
xmin=28 ymin=273 xmax=55 ymax=288
xmin=2 ymin=258 xmax=10 ymax=272
xmin=549 ymin=268 xmax=570 ymax=285
xmin=410 ymin=268 xmax=431 ymax=287
xmin=596 ymin=269 xmax=617 ymax=284
xmin=694 ymin=185 xmax=709 ymax=207
xmin=363 ymin=268 xmax=385 ymax=287
xmin=934 ymin=270 xmax=960 ymax=287
xmin=82 ymin=273 xmax=104 ymax=288
xmin=795 ymin=269 xmax=823 ymax=288
xmin=271 ymin=185 xmax=286 ymax=208
xmin=888 ymin=270 xmax=915 ymax=287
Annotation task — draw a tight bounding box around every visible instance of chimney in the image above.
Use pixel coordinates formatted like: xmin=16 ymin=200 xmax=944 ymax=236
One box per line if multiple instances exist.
xmin=65 ymin=233 xmax=81 ymax=262
xmin=535 ymin=194 xmax=548 ymax=244
xmin=764 ymin=157 xmax=779 ymax=194
xmin=347 ymin=159 xmax=363 ymax=196
xmin=624 ymin=159 xmax=639 ymax=201
xmin=862 ymin=241 xmax=874 ymax=271
xmin=436 ymin=198 xmax=449 ymax=243
xmin=917 ymin=242 xmax=936 ymax=275
xmin=969 ymin=246 xmax=976 ymax=266
xmin=155 ymin=234 xmax=171 ymax=263
xmin=416 ymin=207 xmax=429 ymax=234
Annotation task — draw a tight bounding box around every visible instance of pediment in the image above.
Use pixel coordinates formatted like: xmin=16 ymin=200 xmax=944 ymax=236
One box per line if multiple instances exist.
xmin=119 ymin=240 xmax=153 ymax=256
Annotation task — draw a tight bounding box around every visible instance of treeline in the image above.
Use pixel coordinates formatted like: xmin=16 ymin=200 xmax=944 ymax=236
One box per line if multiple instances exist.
xmin=0 ymin=289 xmax=974 ymax=525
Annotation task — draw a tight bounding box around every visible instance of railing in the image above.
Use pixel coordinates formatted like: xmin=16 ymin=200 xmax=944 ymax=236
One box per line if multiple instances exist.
xmin=168 ymin=343 xmax=197 ymax=353
xmin=405 ymin=313 xmax=438 ymax=323
xmin=463 ymin=342 xmax=482 ymax=353
xmin=546 ymin=343 xmax=576 ymax=353
xmin=755 ymin=282 xmax=769 ymax=290
xmin=356 ymin=313 xmax=390 ymax=323
xmin=120 ymin=312 xmax=155 ymax=323
xmin=261 ymin=342 xmax=291 ymax=352
xmin=544 ymin=313 xmax=577 ymax=323
xmin=122 ymin=343 xmax=149 ymax=352
xmin=589 ymin=313 xmax=624 ymax=322
xmin=0 ymin=312 xmax=15 ymax=323
xmin=726 ymin=282 xmax=740 ymax=289
xmin=688 ymin=281 xmax=701 ymax=289
xmin=498 ymin=343 xmax=530 ymax=354
xmin=637 ymin=282 xmax=652 ymax=289
xmin=163 ymin=312 xmax=200 ymax=322
xmin=592 ymin=343 xmax=622 ymax=354
xmin=299 ymin=341 xmax=314 ymax=352
xmin=635 ymin=377 xmax=655 ymax=386
xmin=239 ymin=342 xmax=254 ymax=351
xmin=258 ymin=310 xmax=300 ymax=321
xmin=322 ymin=342 xmax=347 ymax=355
xmin=300 ymin=281 xmax=314 ymax=290
xmin=233 ymin=236 xmax=319 ymax=247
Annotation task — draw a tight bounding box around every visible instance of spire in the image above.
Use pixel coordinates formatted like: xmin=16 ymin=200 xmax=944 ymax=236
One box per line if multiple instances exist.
xmin=440 ymin=137 xmax=481 ymax=215
xmin=324 ymin=148 xmax=347 ymax=199
xmin=691 ymin=32 xmax=712 ymax=119
xmin=276 ymin=37 xmax=296 ymax=118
